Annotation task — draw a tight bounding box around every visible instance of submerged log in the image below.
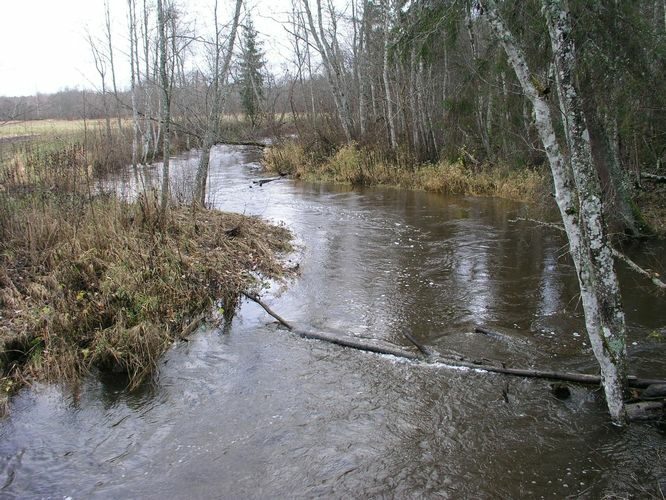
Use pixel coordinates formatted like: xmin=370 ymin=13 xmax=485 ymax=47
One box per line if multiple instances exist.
xmin=402 ymin=332 xmax=433 ymax=357
xmin=626 ymin=401 xmax=665 ymax=422
xmin=432 ymin=357 xmax=664 ymax=389
xmin=180 ymin=313 xmax=205 ymax=339
xmin=243 ymin=292 xmax=419 ymax=359
xmin=642 ymin=384 xmax=666 ymax=399
xmin=474 ymin=326 xmax=514 ymax=343
xmin=243 ymin=294 xmax=666 ymax=390
xmin=295 ymin=328 xmax=421 ymax=360
xmin=242 ymin=292 xmax=293 ymax=330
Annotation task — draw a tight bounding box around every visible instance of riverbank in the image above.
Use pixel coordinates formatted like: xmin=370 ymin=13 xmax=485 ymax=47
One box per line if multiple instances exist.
xmin=0 ymin=145 xmax=293 ymax=414
xmin=264 ymin=140 xmax=666 ymax=235
xmin=263 ymin=140 xmax=547 ymax=203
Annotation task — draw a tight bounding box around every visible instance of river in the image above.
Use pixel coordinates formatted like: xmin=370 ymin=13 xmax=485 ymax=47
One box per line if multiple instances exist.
xmin=1 ymin=145 xmax=665 ymax=498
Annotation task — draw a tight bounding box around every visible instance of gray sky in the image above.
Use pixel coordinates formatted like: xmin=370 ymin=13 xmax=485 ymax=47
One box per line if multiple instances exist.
xmin=0 ymin=0 xmax=298 ymax=97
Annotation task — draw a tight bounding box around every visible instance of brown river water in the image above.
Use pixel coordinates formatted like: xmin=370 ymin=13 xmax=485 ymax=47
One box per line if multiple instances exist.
xmin=1 ymin=145 xmax=665 ymax=498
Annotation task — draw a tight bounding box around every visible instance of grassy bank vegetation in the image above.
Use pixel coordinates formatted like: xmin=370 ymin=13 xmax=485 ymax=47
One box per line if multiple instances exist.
xmin=0 ymin=117 xmax=278 ymax=176
xmin=263 ymin=139 xmax=547 ymax=203
xmin=1 ymin=120 xmax=134 ymax=178
xmin=0 ymin=129 xmax=292 ymax=413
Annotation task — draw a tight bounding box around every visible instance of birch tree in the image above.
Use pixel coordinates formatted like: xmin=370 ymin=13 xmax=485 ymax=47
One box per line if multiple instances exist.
xmin=193 ymin=0 xmax=243 ymax=207
xmin=478 ymin=0 xmax=628 ymax=424
xmin=382 ymin=0 xmax=397 ymax=150
xmin=301 ymin=0 xmax=355 ymax=142
xmin=128 ymin=0 xmax=140 ymax=176
xmin=157 ymin=0 xmax=172 ymax=214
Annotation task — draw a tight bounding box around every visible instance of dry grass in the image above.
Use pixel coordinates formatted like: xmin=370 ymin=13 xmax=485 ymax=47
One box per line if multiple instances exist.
xmin=264 ymin=140 xmax=547 ymax=203
xmin=0 ymin=143 xmax=293 ymax=411
xmin=1 ymin=125 xmax=134 ymax=182
xmin=0 ymin=118 xmax=122 ymax=138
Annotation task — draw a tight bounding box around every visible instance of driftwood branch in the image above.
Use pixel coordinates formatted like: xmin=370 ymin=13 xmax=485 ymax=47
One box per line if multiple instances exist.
xmin=474 ymin=326 xmax=513 ymax=343
xmin=252 ymin=177 xmax=285 ymax=187
xmin=433 ymin=356 xmax=665 ymax=389
xmin=625 ymin=401 xmax=665 ymax=421
xmin=179 ymin=313 xmax=205 ymax=339
xmin=402 ymin=332 xmax=432 ymax=357
xmin=295 ymin=328 xmax=422 ymax=360
xmin=242 ymin=292 xmax=294 ymax=330
xmin=244 ymin=293 xmax=665 ymax=389
xmin=610 ymin=247 xmax=666 ymax=289
xmin=243 ymin=292 xmax=419 ymax=359
xmin=509 ymin=217 xmax=564 ymax=232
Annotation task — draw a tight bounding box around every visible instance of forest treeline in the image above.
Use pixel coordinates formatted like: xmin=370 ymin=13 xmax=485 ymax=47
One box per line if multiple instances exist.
xmin=3 ymin=1 xmax=664 ymax=232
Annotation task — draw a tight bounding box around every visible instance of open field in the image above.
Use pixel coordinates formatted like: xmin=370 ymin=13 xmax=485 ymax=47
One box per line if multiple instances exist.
xmin=0 ymin=118 xmax=122 ymax=139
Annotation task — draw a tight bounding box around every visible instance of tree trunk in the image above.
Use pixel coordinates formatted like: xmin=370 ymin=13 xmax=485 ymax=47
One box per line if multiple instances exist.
xmin=409 ymin=47 xmax=421 ymax=153
xmin=301 ymin=0 xmax=354 ymax=142
xmin=128 ymin=0 xmax=140 ymax=182
xmin=603 ymin=113 xmax=644 ymax=236
xmin=141 ymin=0 xmax=153 ymax=162
xmin=104 ymin=0 xmax=123 ymax=133
xmin=157 ymin=0 xmax=171 ymax=215
xmin=382 ymin=0 xmax=397 ymax=150
xmin=355 ymin=0 xmax=368 ymax=137
xmin=194 ymin=0 xmax=243 ymax=207
xmin=480 ymin=0 xmax=628 ymax=425
xmin=542 ymin=0 xmax=627 ymax=423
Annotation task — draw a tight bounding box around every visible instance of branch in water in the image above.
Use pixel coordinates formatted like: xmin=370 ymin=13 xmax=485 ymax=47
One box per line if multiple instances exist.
xmin=511 ymin=217 xmax=666 ymax=290
xmin=244 ymin=292 xmax=666 ymax=390
xmin=610 ymin=247 xmax=666 ymax=290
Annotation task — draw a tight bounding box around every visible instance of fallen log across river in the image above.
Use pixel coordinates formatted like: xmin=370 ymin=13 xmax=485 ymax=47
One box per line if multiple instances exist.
xmin=242 ymin=293 xmax=666 ymax=391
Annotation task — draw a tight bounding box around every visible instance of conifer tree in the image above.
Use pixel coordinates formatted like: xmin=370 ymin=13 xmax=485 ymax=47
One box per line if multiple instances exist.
xmin=239 ymin=16 xmax=265 ymax=128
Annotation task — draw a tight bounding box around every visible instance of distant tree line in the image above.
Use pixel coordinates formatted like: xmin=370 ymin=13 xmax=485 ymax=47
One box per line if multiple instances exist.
xmin=0 ymin=89 xmax=127 ymax=122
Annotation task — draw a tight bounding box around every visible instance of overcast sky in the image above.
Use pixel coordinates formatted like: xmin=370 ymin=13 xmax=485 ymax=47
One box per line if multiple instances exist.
xmin=0 ymin=0 xmax=298 ymax=97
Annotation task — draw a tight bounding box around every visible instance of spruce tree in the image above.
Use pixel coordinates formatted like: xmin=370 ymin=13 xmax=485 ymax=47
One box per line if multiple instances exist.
xmin=239 ymin=17 xmax=265 ymax=128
